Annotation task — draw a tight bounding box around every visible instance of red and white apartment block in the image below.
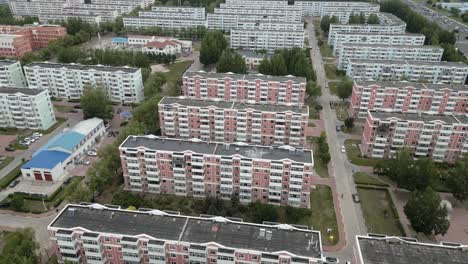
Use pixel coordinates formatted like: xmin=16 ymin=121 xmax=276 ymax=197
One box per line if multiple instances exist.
xmin=351 ymin=80 xmax=468 ymax=118
xmin=0 ymin=24 xmax=66 ymax=58
xmin=158 ymin=97 xmax=308 ymax=147
xmin=182 ymin=71 xmax=307 ymax=105
xmin=48 ymin=203 xmax=323 ymax=264
xmin=119 ymin=135 xmax=314 ymax=208
xmin=361 ymin=110 xmax=468 ymax=163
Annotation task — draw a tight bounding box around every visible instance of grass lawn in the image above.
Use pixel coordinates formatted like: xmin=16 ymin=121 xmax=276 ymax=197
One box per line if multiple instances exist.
xmin=162 ymin=60 xmax=193 ymax=83
xmin=353 ymin=172 xmax=389 ymax=187
xmin=308 ymin=137 xmax=329 ymax=178
xmin=0 ymin=161 xmax=26 ymax=190
xmin=307 ymin=100 xmax=321 ymax=120
xmin=320 ymin=44 xmax=333 ymax=58
xmin=0 ymin=157 xmax=14 ymax=172
xmin=344 ymin=139 xmax=382 ymax=167
xmin=305 ymin=185 xmax=339 ymax=246
xmin=324 ymin=64 xmax=337 ymax=80
xmin=0 ymin=127 xmax=20 ymax=135
xmin=54 ymin=105 xmax=74 ymax=113
xmin=335 ymin=102 xmax=349 ymax=121
xmin=328 ymin=81 xmax=339 ymax=95
xmin=357 ymin=187 xmax=405 ymax=236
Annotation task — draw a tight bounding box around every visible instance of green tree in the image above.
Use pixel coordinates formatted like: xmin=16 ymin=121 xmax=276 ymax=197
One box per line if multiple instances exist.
xmin=344 ymin=117 xmax=354 ymax=129
xmin=132 ymin=96 xmax=162 ymax=133
xmin=111 ymin=190 xmax=145 ymax=208
xmin=348 ymin=13 xmax=360 ymax=24
xmin=65 ymin=180 xmax=92 ymax=203
xmin=367 ymin=14 xmax=380 ymax=24
xmin=447 ymin=155 xmax=468 ymax=202
xmin=216 ymin=49 xmax=247 ymax=74
xmin=404 ymin=188 xmax=450 ymax=236
xmin=317 ymin=132 xmax=331 ymax=164
xmin=80 ymin=86 xmax=113 ymax=120
xmin=200 ymin=30 xmax=227 ymax=65
xmin=320 ymin=15 xmax=331 ymax=33
xmin=306 ymin=81 xmax=321 ymax=98
xmin=0 ymin=229 xmax=39 ymax=264
xmin=144 ymin=73 xmax=166 ymax=98
xmin=336 ymin=78 xmax=353 ymax=101
xmin=359 ymin=12 xmax=366 ymax=24
xmin=9 ymin=194 xmax=24 ymax=211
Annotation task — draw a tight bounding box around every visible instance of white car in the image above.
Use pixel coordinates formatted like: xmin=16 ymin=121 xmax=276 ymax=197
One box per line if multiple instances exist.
xmin=340 ymin=146 xmax=346 ymax=153
xmin=87 ymin=151 xmax=97 ymax=156
xmin=33 ymin=132 xmax=43 ymax=137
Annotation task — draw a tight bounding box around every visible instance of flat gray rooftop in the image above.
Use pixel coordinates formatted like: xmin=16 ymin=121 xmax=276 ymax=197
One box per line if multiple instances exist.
xmin=24 ymin=62 xmax=139 ymax=73
xmin=0 ymin=60 xmax=19 ymax=67
xmin=160 ymin=97 xmax=308 ymax=114
xmin=349 ymin=59 xmax=468 ymax=67
xmin=51 ymin=204 xmax=322 ymax=259
xmin=355 ymin=80 xmax=466 ymax=91
xmin=184 ymin=71 xmax=306 ymax=84
xmin=358 ymin=236 xmax=468 ymax=264
xmin=238 ymin=50 xmax=273 ymax=59
xmin=341 ymin=44 xmax=442 ymax=50
xmin=370 ymin=111 xmax=460 ymax=124
xmin=0 ymin=87 xmax=44 ymax=95
xmin=121 ymin=136 xmax=313 ymax=164
xmin=335 ymin=32 xmax=424 ymax=37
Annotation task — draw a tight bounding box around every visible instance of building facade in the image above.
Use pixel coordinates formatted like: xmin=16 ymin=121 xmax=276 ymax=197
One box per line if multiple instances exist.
xmin=294 ymin=1 xmax=378 ymax=16
xmin=21 ymin=118 xmax=106 ymax=183
xmin=230 ymin=27 xmax=304 ymax=51
xmin=0 ymin=60 xmax=27 ymax=87
xmin=49 ymin=203 xmax=323 ymax=264
xmin=350 ymin=80 xmax=467 ymax=118
xmin=337 ymin=44 xmax=444 ymax=70
xmin=330 ymin=32 xmax=426 ymax=55
xmin=0 ymin=87 xmax=55 ymax=130
xmin=124 ymin=6 xmax=206 ymax=29
xmin=182 ymin=71 xmax=306 ymax=105
xmin=120 ymin=135 xmax=314 ymax=207
xmin=159 ymin=97 xmax=308 ymax=147
xmin=361 ymin=111 xmax=468 ymax=163
xmin=328 ymin=13 xmax=407 ymax=45
xmin=24 ymin=62 xmax=144 ymax=103
xmin=0 ymin=25 xmax=67 ymax=58
xmin=346 ymin=59 xmax=468 ymax=85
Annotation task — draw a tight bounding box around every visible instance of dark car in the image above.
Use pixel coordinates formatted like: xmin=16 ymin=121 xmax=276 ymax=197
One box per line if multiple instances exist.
xmin=73 ymin=105 xmax=82 ymax=109
xmin=9 ymin=180 xmax=20 ymax=188
xmin=352 ymin=194 xmax=360 ymax=203
xmin=5 ymin=146 xmax=15 ymax=151
xmin=116 ymin=108 xmax=122 ymax=114
xmin=324 ymin=257 xmax=339 ymax=263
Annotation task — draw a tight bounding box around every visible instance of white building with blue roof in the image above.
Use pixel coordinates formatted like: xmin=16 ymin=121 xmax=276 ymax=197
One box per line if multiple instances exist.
xmin=21 ymin=118 xmax=106 ymax=182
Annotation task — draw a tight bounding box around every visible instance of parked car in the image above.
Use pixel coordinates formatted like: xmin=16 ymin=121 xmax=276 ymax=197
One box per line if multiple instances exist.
xmin=5 ymin=146 xmax=15 ymax=152
xmin=107 ymin=131 xmax=113 ymax=137
xmin=80 ymin=160 xmax=90 ymax=165
xmin=33 ymin=132 xmax=43 ymax=137
xmin=87 ymin=151 xmax=97 ymax=156
xmin=352 ymin=194 xmax=360 ymax=203
xmin=63 ymin=177 xmax=73 ymax=185
xmin=340 ymin=146 xmax=346 ymax=153
xmin=19 ymin=141 xmax=30 ymax=146
xmin=105 ymin=123 xmax=110 ymax=129
xmin=336 ymin=125 xmax=341 ymax=132
xmin=74 ymin=105 xmax=82 ymax=109
xmin=324 ymin=257 xmax=339 ymax=264
xmin=9 ymin=180 xmax=20 ymax=188
xmin=116 ymin=108 xmax=122 ymax=114
xmin=0 ymin=156 xmax=6 ymax=162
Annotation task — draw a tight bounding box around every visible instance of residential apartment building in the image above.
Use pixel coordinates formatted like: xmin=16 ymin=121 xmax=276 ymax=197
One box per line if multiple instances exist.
xmin=0 ymin=25 xmax=67 ymax=58
xmin=337 ymin=44 xmax=444 ymax=70
xmin=159 ymin=97 xmax=308 ymax=147
xmin=220 ymin=0 xmax=289 ymax=9
xmin=361 ymin=111 xmax=468 ymax=163
xmin=150 ymin=6 xmax=206 ymax=19
xmin=350 ymin=80 xmax=467 ymax=118
xmin=356 ymin=235 xmax=468 ymax=264
xmin=22 ymin=118 xmax=106 ymax=184
xmin=182 ymin=71 xmax=306 ymax=105
xmin=24 ymin=62 xmax=144 ymax=103
xmin=0 ymin=87 xmax=55 ymax=130
xmin=207 ymin=13 xmax=300 ymax=31
xmin=49 ymin=203 xmax=323 ymax=264
xmin=0 ymin=60 xmax=27 ymax=87
xmin=346 ymin=59 xmax=468 ymax=85
xmin=328 ymin=13 xmax=407 ymax=45
xmin=124 ymin=6 xmax=207 ymax=29
xmin=330 ymin=32 xmax=426 ymax=55
xmin=119 ymin=135 xmax=314 ymax=207
xmin=212 ymin=6 xmax=303 ymax=21
xmin=294 ymin=1 xmax=379 ymax=16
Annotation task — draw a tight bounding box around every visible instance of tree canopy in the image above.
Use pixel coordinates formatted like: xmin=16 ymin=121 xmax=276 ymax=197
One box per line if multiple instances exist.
xmin=217 ymin=49 xmax=247 ymax=74
xmin=336 ymin=78 xmax=353 ymax=101
xmin=320 ymin=15 xmax=339 ymax=33
xmin=367 ymin=13 xmax=380 ymax=24
xmin=80 ymin=86 xmax=113 ymax=120
xmin=200 ymin=30 xmax=228 ymax=65
xmin=447 ymin=155 xmax=468 ymax=202
xmin=404 ymin=188 xmax=450 ymax=236
xmin=258 ymin=48 xmax=316 ymax=81
xmin=0 ymin=229 xmax=39 ymax=264
xmin=0 ymin=5 xmax=38 ymax=25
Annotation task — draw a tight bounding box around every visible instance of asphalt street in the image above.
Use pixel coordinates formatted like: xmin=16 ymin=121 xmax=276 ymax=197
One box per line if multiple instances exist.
xmin=306 ymin=19 xmax=367 ymax=262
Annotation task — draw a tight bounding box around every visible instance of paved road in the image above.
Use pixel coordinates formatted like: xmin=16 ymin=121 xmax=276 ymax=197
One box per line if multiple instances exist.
xmin=306 ymin=18 xmax=367 ymax=262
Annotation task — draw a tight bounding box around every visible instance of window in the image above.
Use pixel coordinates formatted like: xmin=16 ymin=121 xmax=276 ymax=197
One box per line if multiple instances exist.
xmin=105 ymin=237 xmax=110 ymax=242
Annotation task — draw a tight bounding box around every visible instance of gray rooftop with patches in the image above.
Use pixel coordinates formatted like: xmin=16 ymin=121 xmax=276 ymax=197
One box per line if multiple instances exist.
xmin=348 ymin=59 xmax=468 ymax=67
xmin=160 ymin=97 xmax=309 ymax=114
xmin=184 ymin=71 xmax=307 ymax=83
xmin=24 ymin=62 xmax=140 ymax=73
xmin=121 ymin=136 xmax=313 ymax=164
xmin=0 ymin=60 xmax=20 ymax=67
xmin=370 ymin=111 xmax=462 ymax=124
xmin=51 ymin=204 xmax=322 ymax=259
xmin=357 ymin=236 xmax=468 ymax=264
xmin=0 ymin=87 xmax=45 ymax=96
xmin=354 ymin=80 xmax=466 ymax=91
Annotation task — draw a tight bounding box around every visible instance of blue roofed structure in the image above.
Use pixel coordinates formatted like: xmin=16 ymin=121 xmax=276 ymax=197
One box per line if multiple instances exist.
xmin=37 ymin=131 xmax=85 ymax=154
xmin=112 ymin=37 xmax=128 ymax=45
xmin=22 ymin=150 xmax=70 ymax=170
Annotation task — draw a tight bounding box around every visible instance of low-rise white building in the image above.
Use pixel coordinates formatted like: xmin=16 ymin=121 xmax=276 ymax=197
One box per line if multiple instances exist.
xmin=238 ymin=50 xmax=272 ymax=70
xmin=24 ymin=62 xmax=144 ymax=103
xmin=331 ymin=32 xmax=426 ymax=55
xmin=0 ymin=87 xmax=55 ymax=130
xmin=328 ymin=13 xmax=407 ymax=45
xmin=112 ymin=35 xmax=192 ymax=56
xmin=21 ymin=118 xmax=106 ymax=183
xmin=346 ymin=59 xmax=468 ymax=85
xmin=0 ymin=60 xmax=27 ymax=87
xmin=337 ymin=44 xmax=444 ymax=70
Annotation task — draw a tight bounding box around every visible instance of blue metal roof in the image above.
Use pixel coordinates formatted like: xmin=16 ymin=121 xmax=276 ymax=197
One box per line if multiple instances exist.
xmin=112 ymin=37 xmax=128 ymax=43
xmin=41 ymin=131 xmax=85 ymax=153
xmin=22 ymin=150 xmax=71 ymax=170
